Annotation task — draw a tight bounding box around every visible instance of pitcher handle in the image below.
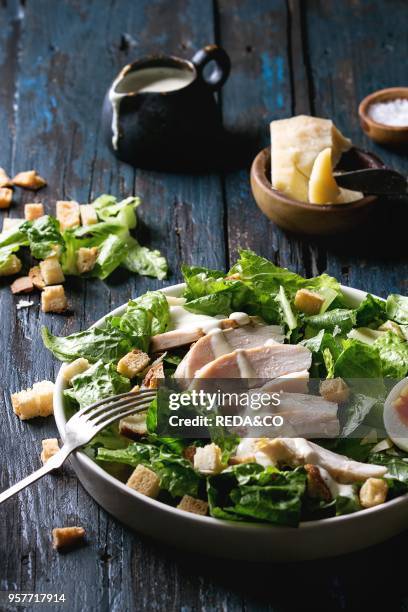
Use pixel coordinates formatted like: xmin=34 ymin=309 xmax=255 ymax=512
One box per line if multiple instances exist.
xmin=192 ymin=45 xmax=231 ymax=91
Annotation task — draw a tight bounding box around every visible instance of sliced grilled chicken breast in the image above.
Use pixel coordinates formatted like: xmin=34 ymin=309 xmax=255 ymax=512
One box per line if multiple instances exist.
xmin=175 ymin=323 xmax=285 ymax=378
xmin=255 ymin=438 xmax=387 ymax=483
xmin=195 ymin=344 xmax=312 ymax=380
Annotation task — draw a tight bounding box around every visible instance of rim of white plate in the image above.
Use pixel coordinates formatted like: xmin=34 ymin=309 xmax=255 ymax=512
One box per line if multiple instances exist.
xmin=53 ymin=282 xmax=408 ymax=533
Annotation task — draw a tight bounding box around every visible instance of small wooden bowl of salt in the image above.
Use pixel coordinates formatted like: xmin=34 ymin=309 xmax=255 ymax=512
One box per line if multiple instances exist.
xmin=359 ymin=87 xmax=408 ymax=145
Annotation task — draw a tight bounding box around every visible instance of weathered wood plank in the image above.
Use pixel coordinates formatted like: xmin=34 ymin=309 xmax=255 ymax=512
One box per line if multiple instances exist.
xmin=304 ymin=0 xmax=408 ymax=297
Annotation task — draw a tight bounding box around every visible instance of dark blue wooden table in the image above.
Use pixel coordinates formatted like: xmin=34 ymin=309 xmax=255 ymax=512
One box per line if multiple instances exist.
xmin=1 ymin=1 xmax=407 ymax=610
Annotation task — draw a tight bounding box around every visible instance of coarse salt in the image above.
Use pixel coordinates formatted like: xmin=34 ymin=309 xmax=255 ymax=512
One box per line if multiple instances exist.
xmin=368 ymin=98 xmax=408 ymax=127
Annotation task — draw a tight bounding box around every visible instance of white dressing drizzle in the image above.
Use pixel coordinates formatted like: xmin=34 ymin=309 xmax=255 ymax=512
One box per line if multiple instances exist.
xmin=236 ymin=349 xmax=257 ymax=379
xmin=208 ymin=328 xmax=233 ymax=358
xmin=229 ymin=312 xmax=251 ymax=326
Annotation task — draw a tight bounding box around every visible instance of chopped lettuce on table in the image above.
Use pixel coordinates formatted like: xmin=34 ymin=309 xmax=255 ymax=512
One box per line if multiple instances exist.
xmin=0 ymin=194 xmax=167 ymax=281
xmin=43 ymin=249 xmax=408 ymax=527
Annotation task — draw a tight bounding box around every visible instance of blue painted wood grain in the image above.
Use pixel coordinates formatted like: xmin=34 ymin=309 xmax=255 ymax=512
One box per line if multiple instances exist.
xmin=1 ymin=0 xmax=408 ymax=610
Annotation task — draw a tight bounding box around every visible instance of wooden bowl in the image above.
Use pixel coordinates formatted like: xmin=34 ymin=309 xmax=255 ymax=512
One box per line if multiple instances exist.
xmin=250 ymin=147 xmax=385 ymax=236
xmin=359 ymin=87 xmax=408 ymax=145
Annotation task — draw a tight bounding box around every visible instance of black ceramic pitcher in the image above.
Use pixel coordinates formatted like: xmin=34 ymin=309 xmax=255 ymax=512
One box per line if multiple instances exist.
xmin=102 ymin=45 xmax=231 ymax=170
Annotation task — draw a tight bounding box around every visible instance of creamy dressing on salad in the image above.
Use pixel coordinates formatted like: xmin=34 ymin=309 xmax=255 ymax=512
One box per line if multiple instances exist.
xmin=208 ymin=328 xmax=233 ymax=358
xmin=236 ymin=349 xmax=257 ymax=379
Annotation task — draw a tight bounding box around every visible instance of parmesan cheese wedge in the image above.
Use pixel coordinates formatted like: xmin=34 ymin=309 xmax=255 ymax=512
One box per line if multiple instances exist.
xmin=308 ymin=148 xmax=340 ymax=204
xmin=270 ymin=115 xmax=352 ymax=202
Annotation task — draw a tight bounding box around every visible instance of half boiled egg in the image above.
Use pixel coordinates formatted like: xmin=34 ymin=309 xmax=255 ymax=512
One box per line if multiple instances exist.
xmin=384 ymin=378 xmax=408 ymax=451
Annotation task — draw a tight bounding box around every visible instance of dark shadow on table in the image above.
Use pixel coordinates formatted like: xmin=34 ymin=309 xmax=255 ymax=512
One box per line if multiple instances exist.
xmin=286 ymin=197 xmax=408 ymax=263
xmin=146 ymin=530 xmax=407 ymax=612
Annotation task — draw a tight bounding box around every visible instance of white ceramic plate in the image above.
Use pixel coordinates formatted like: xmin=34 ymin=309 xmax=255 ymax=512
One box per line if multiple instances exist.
xmin=53 ymin=283 xmax=408 ymax=561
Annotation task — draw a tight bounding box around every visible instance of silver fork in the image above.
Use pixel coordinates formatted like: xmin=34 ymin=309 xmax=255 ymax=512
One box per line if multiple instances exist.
xmin=0 ymin=388 xmax=156 ymax=504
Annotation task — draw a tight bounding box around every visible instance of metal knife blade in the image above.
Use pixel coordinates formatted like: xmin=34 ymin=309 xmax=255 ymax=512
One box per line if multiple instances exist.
xmin=334 ymin=168 xmax=408 ymax=196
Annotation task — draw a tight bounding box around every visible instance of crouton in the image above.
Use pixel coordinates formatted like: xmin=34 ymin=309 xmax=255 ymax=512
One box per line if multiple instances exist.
xmin=12 ymin=170 xmax=46 ymax=190
xmin=80 ymin=204 xmax=98 ymax=226
xmin=2 ymin=218 xmax=23 ymax=233
xmin=0 ymin=255 xmax=22 ymax=276
xmin=62 ymin=357 xmax=90 ymax=383
xmin=11 ymin=380 xmax=54 ymax=420
xmin=40 ymin=256 xmax=65 ymax=285
xmin=52 ymin=526 xmax=85 ymax=551
xmin=126 ymin=464 xmax=160 ymax=498
xmin=29 ymin=265 xmax=45 ymax=289
xmin=294 ymin=288 xmax=325 ymax=315
xmin=0 ymin=167 xmax=12 ymax=188
xmin=119 ymin=412 xmax=148 ymax=439
xmin=41 ymin=438 xmax=60 ymax=464
xmin=24 ymin=202 xmax=44 ymax=221
xmin=10 ymin=276 xmax=34 ymax=294
xmin=320 ymin=377 xmax=350 ymax=404
xmin=177 ymin=495 xmax=208 ymax=516
xmin=304 ymin=464 xmax=332 ymax=501
xmin=142 ymin=361 xmax=164 ymax=389
xmin=56 ymin=200 xmax=80 ymax=231
xmin=0 ymin=187 xmax=13 ymax=209
xmin=41 ymin=285 xmax=68 ymax=313
xmin=76 ymin=247 xmax=99 ymax=274
xmin=117 ymin=349 xmax=150 ymax=378
xmin=194 ymin=443 xmax=224 ymax=475
xmin=359 ymin=478 xmax=388 ymax=509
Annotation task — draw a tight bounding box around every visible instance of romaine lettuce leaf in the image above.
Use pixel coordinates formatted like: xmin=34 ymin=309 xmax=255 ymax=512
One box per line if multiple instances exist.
xmin=92 ymin=234 xmax=127 ymax=279
xmin=20 ymin=215 xmax=65 ymax=259
xmin=64 ymin=360 xmax=130 ymax=408
xmin=42 ymin=324 xmax=133 ymax=363
xmin=121 ymin=237 xmax=167 ymax=280
xmin=92 ymin=194 xmax=140 ymax=229
xmin=110 ymin=291 xmax=169 ymax=352
xmin=355 ymin=294 xmax=386 ymax=328
xmin=373 ymin=331 xmax=408 ymax=378
xmin=207 ymin=463 xmax=306 ymax=526
xmin=387 ymin=294 xmax=408 ymax=324
xmin=0 ymin=245 xmax=22 ymax=275
xmin=305 ymin=309 xmax=356 ymax=334
xmin=97 ymin=441 xmax=200 ymax=497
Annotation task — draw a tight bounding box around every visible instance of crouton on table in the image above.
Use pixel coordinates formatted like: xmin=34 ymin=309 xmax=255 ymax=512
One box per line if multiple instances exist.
xmin=294 ymin=289 xmax=324 ymax=315
xmin=52 ymin=527 xmax=85 ymax=550
xmin=41 ymin=285 xmax=68 ymax=313
xmin=10 ymin=276 xmax=34 ymax=295
xmin=12 ymin=170 xmax=46 ymax=190
xmin=40 ymin=256 xmax=65 ymax=285
xmin=126 ymin=464 xmax=160 ymax=498
xmin=41 ymin=438 xmax=60 ymax=464
xmin=11 ymin=380 xmax=54 ymax=420
xmin=25 ymin=202 xmax=44 ymax=220
xmin=117 ymin=349 xmax=150 ymax=378
xmin=56 ymin=200 xmax=80 ymax=231
xmin=0 ymin=187 xmax=13 ymax=209
xmin=29 ymin=266 xmax=45 ymax=289
xmin=76 ymin=247 xmax=99 ymax=274
xmin=0 ymin=167 xmax=12 ymax=188
xmin=177 ymin=495 xmax=208 ymax=516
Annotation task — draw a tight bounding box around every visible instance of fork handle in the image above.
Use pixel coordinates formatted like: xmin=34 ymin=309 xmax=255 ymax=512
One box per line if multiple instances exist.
xmin=0 ymin=445 xmax=71 ymax=505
